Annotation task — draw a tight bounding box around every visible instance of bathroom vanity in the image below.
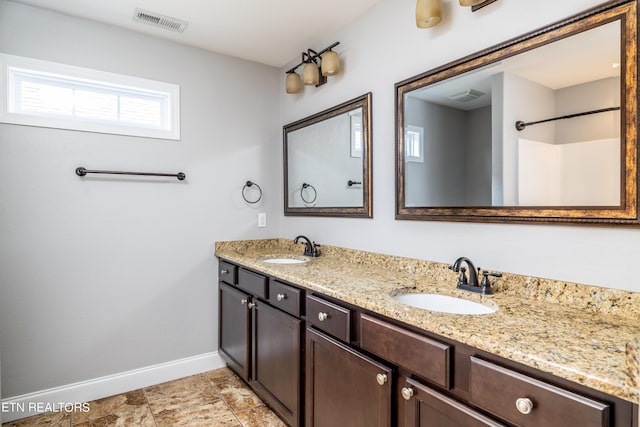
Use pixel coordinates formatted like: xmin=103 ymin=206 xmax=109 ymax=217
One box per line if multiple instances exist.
xmin=215 ymin=239 xmax=639 ymax=427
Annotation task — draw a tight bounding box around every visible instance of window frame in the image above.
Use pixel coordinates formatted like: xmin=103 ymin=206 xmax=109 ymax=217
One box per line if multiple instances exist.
xmin=405 ymin=125 xmax=424 ymax=163
xmin=0 ymin=53 xmax=180 ymax=140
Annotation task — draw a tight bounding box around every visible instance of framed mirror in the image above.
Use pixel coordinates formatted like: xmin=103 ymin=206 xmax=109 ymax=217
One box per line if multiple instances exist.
xmin=284 ymin=93 xmax=372 ymax=217
xmin=396 ymin=0 xmax=638 ymax=225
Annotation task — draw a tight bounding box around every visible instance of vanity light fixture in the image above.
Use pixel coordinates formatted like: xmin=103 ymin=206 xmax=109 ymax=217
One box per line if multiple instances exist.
xmin=416 ymin=0 xmax=442 ymax=28
xmin=284 ymin=42 xmax=340 ymax=94
xmin=416 ymin=0 xmax=497 ymax=29
xmin=286 ymin=71 xmax=302 ymax=94
xmin=459 ymin=0 xmax=486 ymax=6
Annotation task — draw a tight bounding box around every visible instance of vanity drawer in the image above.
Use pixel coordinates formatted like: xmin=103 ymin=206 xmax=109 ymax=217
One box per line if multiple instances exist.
xmin=269 ymin=280 xmax=301 ymax=317
xmin=237 ymin=268 xmax=268 ymax=299
xmin=306 ymin=294 xmax=351 ymax=342
xmin=469 ymin=357 xmax=609 ymax=427
xmin=360 ymin=314 xmax=450 ymax=389
xmin=219 ymin=261 xmax=237 ymax=285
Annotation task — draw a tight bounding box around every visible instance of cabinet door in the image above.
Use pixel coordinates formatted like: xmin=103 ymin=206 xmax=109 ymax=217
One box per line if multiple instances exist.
xmin=252 ymin=301 xmax=301 ymax=427
xmin=400 ymin=376 xmax=505 ymax=427
xmin=306 ymin=327 xmax=392 ymax=427
xmin=219 ymin=282 xmax=251 ymax=381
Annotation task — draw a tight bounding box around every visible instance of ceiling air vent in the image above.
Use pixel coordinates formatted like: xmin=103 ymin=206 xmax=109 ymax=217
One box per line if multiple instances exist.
xmin=448 ymin=89 xmax=485 ymax=102
xmin=133 ymin=8 xmax=188 ymax=33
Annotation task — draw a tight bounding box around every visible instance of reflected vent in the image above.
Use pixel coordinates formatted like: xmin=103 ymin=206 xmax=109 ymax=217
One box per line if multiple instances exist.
xmin=133 ymin=8 xmax=188 ymax=33
xmin=449 ymin=89 xmax=485 ymax=102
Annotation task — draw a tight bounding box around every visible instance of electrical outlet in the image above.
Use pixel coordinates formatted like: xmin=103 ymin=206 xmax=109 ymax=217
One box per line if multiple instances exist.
xmin=258 ymin=212 xmax=267 ymax=228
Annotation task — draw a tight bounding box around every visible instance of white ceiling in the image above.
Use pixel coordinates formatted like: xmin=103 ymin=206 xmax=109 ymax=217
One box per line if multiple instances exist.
xmin=411 ymin=20 xmax=621 ymax=110
xmin=8 ymin=0 xmax=383 ymax=68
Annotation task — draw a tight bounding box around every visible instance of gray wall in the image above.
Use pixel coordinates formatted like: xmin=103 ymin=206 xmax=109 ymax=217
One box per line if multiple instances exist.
xmin=405 ymin=97 xmax=466 ymax=206
xmin=556 ymin=77 xmax=620 ymax=144
xmin=466 ymin=106 xmax=492 ymax=206
xmin=405 ymin=98 xmax=491 ymax=206
xmin=279 ymin=0 xmax=640 ymax=294
xmin=0 ymin=1 xmax=280 ymax=398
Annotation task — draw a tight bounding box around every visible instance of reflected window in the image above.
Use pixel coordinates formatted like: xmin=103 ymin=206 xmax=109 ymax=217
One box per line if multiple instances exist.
xmin=406 ymin=125 xmax=424 ymax=163
xmin=350 ymin=112 xmax=363 ymax=158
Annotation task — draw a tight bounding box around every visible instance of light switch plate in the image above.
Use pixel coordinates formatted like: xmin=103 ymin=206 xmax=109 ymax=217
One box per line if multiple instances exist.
xmin=258 ymin=212 xmax=266 ymax=228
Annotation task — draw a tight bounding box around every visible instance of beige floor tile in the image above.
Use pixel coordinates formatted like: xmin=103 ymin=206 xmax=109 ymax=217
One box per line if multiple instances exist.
xmin=74 ymin=405 xmax=155 ymax=427
xmin=215 ymin=377 xmax=263 ymax=413
xmin=234 ymin=405 xmax=287 ymax=427
xmin=154 ymin=400 xmax=240 ymax=427
xmin=203 ymin=367 xmax=239 ymax=386
xmin=3 ymin=369 xmax=287 ymax=427
xmin=72 ymin=390 xmax=147 ymax=425
xmin=2 ymin=411 xmax=71 ymax=427
xmin=144 ymin=374 xmax=219 ymax=414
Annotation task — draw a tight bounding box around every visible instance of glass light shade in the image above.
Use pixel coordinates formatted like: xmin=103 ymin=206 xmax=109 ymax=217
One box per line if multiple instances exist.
xmin=303 ymin=62 xmax=320 ymax=85
xmin=285 ymin=72 xmax=302 ymax=94
xmin=321 ymin=51 xmax=341 ymax=76
xmin=416 ymin=0 xmax=442 ymax=29
xmin=459 ymin=0 xmax=485 ymax=6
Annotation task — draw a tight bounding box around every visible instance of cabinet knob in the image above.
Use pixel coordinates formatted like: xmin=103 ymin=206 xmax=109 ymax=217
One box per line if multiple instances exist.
xmin=401 ymin=387 xmax=414 ymax=401
xmin=376 ymin=373 xmax=388 ymax=386
xmin=277 ymin=293 xmax=286 ymax=301
xmin=240 ymin=299 xmax=248 ymax=305
xmin=515 ymin=397 xmax=534 ymax=415
xmin=221 ymin=269 xmax=229 ymax=274
xmin=318 ymin=312 xmax=328 ymax=322
xmin=248 ymin=302 xmax=256 ymax=309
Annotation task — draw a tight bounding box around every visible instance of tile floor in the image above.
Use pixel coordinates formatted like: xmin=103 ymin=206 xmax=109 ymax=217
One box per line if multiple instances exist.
xmin=2 ymin=367 xmax=286 ymax=427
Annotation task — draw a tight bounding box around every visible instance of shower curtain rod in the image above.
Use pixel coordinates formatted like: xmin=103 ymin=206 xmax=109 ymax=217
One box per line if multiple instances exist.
xmin=515 ymin=106 xmax=620 ymax=131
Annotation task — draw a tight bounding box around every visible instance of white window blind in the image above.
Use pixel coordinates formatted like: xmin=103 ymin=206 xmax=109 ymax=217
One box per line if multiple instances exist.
xmin=1 ymin=53 xmax=180 ymax=140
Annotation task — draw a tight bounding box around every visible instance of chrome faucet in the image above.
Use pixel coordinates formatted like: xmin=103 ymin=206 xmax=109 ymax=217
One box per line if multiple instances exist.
xmin=448 ymin=257 xmax=501 ymax=295
xmin=293 ymin=235 xmax=320 ymax=257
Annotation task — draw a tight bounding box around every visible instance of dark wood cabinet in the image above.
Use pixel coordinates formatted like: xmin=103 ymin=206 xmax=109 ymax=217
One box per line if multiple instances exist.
xmin=219 ymin=266 xmax=302 ymax=427
xmin=219 ymin=282 xmax=251 ymax=381
xmin=252 ymin=300 xmax=301 ymax=427
xmin=217 ymin=258 xmax=637 ymax=427
xmin=469 ymin=357 xmax=610 ymax=427
xmin=399 ymin=376 xmax=505 ymax=427
xmin=305 ymin=326 xmax=392 ymax=427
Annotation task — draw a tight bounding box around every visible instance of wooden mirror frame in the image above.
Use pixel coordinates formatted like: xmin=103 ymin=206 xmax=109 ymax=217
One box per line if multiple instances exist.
xmin=284 ymin=92 xmax=373 ymax=218
xmin=395 ymin=0 xmax=638 ymax=225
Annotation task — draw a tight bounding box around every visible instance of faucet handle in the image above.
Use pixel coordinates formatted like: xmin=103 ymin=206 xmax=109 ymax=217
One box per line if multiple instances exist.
xmin=457 ymin=267 xmax=468 ymax=286
xmin=480 ymin=270 xmax=502 ymax=288
xmin=311 ymin=242 xmax=321 ymax=257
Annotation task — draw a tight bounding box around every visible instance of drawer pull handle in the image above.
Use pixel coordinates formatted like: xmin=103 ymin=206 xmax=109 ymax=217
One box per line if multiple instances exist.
xmin=515 ymin=397 xmax=534 ymax=415
xmin=221 ymin=269 xmax=229 ymax=274
xmin=240 ymin=299 xmax=248 ymax=305
xmin=318 ymin=312 xmax=329 ymax=322
xmin=248 ymin=302 xmax=256 ymax=309
xmin=376 ymin=374 xmax=388 ymax=386
xmin=277 ymin=293 xmax=286 ymax=301
xmin=401 ymin=387 xmax=414 ymax=401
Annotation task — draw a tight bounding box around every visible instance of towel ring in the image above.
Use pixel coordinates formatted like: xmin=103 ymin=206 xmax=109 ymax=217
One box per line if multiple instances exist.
xmin=301 ymin=182 xmax=317 ymax=204
xmin=242 ymin=181 xmax=262 ymax=204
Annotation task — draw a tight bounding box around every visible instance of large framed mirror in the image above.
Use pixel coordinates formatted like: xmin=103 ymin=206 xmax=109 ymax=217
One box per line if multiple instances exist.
xmin=284 ymin=93 xmax=372 ymax=217
xmin=396 ymin=0 xmax=638 ymax=225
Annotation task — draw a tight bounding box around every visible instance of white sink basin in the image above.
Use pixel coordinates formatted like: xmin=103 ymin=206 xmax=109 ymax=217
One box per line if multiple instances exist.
xmin=261 ymin=258 xmax=308 ymax=264
xmin=393 ymin=293 xmax=496 ymax=315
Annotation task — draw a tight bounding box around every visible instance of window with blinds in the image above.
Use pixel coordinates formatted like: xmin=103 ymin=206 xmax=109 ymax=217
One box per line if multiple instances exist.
xmin=0 ymin=53 xmax=180 ymax=140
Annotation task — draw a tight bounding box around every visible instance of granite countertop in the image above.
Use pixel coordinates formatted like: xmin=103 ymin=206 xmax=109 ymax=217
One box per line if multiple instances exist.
xmin=215 ymin=239 xmax=640 ymax=405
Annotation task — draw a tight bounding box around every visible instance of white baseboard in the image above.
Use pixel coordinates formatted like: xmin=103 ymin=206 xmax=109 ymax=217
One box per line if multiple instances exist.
xmin=1 ymin=351 xmax=225 ymax=423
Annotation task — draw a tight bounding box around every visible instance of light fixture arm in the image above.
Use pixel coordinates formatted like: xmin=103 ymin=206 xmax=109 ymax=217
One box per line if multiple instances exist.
xmin=286 ymin=42 xmax=340 ymax=74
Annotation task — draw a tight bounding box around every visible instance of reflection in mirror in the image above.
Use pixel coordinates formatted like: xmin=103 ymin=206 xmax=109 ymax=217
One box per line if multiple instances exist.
xmin=396 ymin=0 xmax=638 ymax=225
xmin=284 ymin=93 xmax=372 ymax=217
